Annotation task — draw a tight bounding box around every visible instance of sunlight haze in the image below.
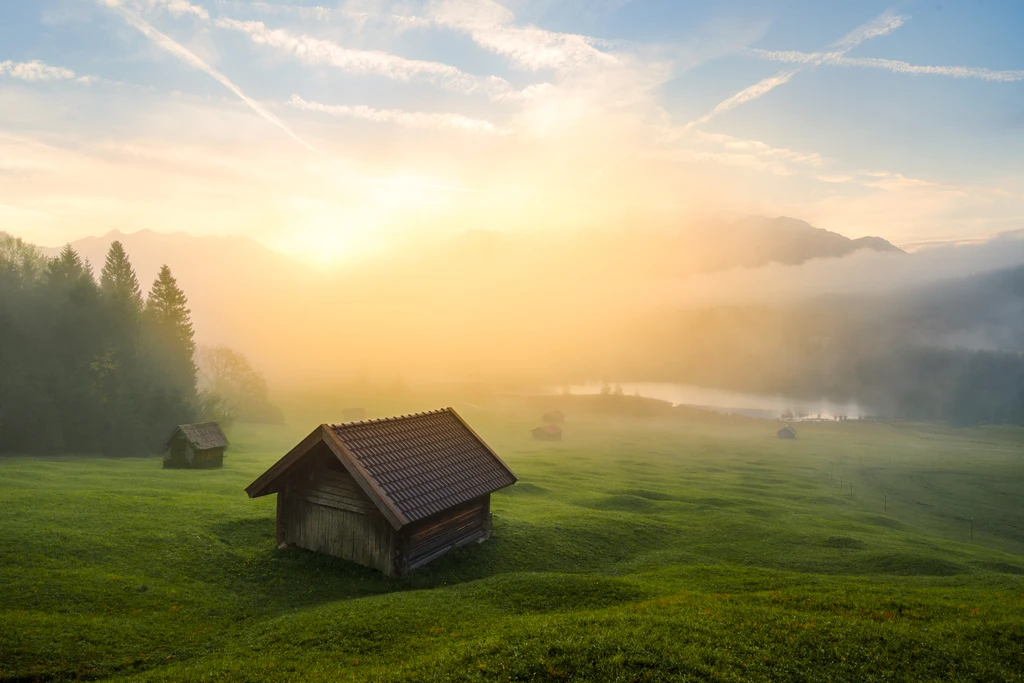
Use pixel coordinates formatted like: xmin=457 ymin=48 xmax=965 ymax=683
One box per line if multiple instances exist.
xmin=2 ymin=0 xmax=1023 ymax=261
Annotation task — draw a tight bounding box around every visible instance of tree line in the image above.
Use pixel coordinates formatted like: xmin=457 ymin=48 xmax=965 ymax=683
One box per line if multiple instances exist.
xmin=615 ymin=278 xmax=1024 ymax=427
xmin=1 ymin=233 xmax=203 ymax=455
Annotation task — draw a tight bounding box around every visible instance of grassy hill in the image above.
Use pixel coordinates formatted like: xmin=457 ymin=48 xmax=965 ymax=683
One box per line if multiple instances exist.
xmin=1 ymin=393 xmax=1022 ymax=682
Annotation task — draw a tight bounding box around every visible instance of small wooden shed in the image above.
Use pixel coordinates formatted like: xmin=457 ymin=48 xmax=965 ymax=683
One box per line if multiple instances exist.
xmin=164 ymin=422 xmax=229 ymax=468
xmin=541 ymin=410 xmax=565 ymax=423
xmin=532 ymin=424 xmax=562 ymax=441
xmin=245 ymin=408 xmax=516 ymax=576
xmin=777 ymin=424 xmax=796 ymax=440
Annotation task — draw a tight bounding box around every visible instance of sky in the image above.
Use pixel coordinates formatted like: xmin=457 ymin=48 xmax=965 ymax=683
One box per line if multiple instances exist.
xmin=1 ymin=0 xmax=1023 ymax=262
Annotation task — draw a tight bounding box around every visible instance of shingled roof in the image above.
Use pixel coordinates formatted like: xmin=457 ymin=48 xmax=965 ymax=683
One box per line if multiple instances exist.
xmin=168 ymin=422 xmax=229 ymax=450
xmin=245 ymin=408 xmax=516 ymax=529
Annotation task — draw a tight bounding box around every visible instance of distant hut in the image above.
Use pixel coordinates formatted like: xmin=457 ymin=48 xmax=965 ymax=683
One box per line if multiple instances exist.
xmin=164 ymin=422 xmax=229 ymax=468
xmin=777 ymin=424 xmax=796 ymax=440
xmin=342 ymin=407 xmax=366 ymax=421
xmin=541 ymin=410 xmax=565 ymax=423
xmin=532 ymin=424 xmax=562 ymax=441
xmin=245 ymin=408 xmax=516 ymax=576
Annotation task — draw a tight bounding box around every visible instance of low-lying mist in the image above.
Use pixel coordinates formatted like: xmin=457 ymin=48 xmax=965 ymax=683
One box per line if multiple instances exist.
xmin=25 ymin=219 xmax=1024 ymax=426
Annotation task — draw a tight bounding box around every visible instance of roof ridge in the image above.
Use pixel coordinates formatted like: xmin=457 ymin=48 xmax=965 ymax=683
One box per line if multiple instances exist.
xmin=330 ymin=407 xmax=453 ymax=428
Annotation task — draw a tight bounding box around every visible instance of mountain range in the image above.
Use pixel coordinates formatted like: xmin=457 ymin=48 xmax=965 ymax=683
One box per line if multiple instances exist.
xmin=22 ymin=217 xmax=989 ymax=385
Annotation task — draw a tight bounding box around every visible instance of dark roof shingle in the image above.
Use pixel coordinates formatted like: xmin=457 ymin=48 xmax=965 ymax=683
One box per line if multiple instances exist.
xmin=329 ymin=408 xmax=516 ymax=523
xmin=170 ymin=422 xmax=229 ymax=450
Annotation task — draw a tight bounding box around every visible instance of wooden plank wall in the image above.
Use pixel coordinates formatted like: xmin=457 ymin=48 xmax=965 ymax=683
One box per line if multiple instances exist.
xmin=279 ymin=461 xmax=396 ymax=574
xmin=282 ymin=497 xmax=395 ymax=574
xmin=298 ymin=470 xmax=382 ymax=517
xmin=403 ymin=496 xmax=489 ymax=570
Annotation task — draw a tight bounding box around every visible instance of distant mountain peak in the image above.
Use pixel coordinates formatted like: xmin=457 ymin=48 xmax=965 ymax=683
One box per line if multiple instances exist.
xmin=851 ymin=235 xmax=903 ymax=253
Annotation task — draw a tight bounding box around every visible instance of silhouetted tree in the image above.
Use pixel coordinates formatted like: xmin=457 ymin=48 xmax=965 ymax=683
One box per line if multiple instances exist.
xmin=98 ymin=241 xmax=147 ymax=453
xmin=0 ymin=236 xmax=204 ymax=455
xmin=197 ymin=345 xmax=283 ymax=424
xmin=142 ymin=265 xmax=198 ymax=444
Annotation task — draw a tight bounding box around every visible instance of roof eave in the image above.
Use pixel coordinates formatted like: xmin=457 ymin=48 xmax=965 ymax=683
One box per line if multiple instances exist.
xmin=321 ymin=426 xmax=410 ymax=529
xmin=244 ymin=425 xmax=325 ymax=498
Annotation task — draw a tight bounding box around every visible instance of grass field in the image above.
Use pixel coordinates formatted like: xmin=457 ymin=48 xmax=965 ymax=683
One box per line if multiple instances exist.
xmin=2 ymin=391 xmax=1023 ymax=682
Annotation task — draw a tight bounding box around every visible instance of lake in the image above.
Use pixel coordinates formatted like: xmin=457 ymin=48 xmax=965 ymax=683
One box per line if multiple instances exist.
xmin=548 ymin=382 xmax=870 ymax=421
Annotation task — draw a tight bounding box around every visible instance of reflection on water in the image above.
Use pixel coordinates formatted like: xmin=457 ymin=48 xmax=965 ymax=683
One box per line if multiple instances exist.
xmin=552 ymin=382 xmax=870 ymax=421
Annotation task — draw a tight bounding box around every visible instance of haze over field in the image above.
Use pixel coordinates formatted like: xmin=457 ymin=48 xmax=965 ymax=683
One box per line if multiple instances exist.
xmin=2 ymin=0 xmax=1024 ymax=259
xmin=3 ymin=4 xmax=1024 ymax=681
xmin=2 ymin=0 xmax=1023 ymax=410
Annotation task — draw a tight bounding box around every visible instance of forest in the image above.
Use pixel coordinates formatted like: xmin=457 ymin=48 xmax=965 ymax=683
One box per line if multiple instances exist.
xmin=616 ymin=268 xmax=1024 ymax=426
xmin=0 ymin=233 xmax=278 ymax=456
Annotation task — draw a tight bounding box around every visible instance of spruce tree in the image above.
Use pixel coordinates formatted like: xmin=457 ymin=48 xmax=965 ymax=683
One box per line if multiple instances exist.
xmin=97 ymin=241 xmax=147 ymax=454
xmin=100 ymin=240 xmax=143 ymax=317
xmin=42 ymin=246 xmax=105 ymax=452
xmin=143 ymin=265 xmax=198 ymax=442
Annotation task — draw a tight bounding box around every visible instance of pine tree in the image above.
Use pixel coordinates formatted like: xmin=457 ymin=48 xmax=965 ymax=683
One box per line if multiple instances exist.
xmin=48 ymin=245 xmax=92 ymax=285
xmin=96 ymin=241 xmax=147 ymax=454
xmin=100 ymin=241 xmax=143 ymax=317
xmin=143 ymin=265 xmax=198 ymax=442
xmin=146 ymin=265 xmax=197 ymax=377
xmin=42 ymin=246 xmax=105 ymax=452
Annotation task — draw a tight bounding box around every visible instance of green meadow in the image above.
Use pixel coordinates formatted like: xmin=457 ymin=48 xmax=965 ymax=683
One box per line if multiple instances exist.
xmin=2 ymin=392 xmax=1023 ymax=682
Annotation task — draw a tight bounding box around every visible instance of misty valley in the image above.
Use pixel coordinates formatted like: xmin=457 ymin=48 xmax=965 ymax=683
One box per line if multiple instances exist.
xmin=4 ymin=1 xmax=1024 ymax=680
xmin=2 ymin=219 xmax=1023 ymax=682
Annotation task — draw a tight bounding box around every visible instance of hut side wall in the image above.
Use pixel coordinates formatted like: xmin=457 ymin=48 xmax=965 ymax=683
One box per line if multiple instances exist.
xmin=164 ymin=439 xmax=224 ymax=469
xmin=192 ymin=447 xmax=224 ymax=468
xmin=277 ymin=447 xmax=396 ymax=574
xmin=397 ymin=495 xmax=491 ymax=574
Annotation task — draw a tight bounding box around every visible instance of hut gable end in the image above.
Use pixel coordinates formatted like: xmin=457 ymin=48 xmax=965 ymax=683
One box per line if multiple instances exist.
xmin=246 ymin=408 xmax=517 ymax=529
xmin=164 ymin=422 xmax=228 ymax=469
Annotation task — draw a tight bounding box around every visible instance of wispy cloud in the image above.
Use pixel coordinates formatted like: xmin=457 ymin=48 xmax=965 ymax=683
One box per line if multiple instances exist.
xmin=215 ymin=17 xmax=517 ymax=99
xmin=428 ymin=0 xmax=618 ymax=73
xmin=110 ymin=0 xmax=210 ymax=20
xmin=99 ymin=2 xmax=315 ymax=151
xmin=685 ymin=10 xmax=907 ymax=128
xmin=830 ymin=11 xmax=905 ymax=51
xmin=147 ymin=0 xmax=210 ymax=21
xmin=745 ymin=8 xmax=1023 ymax=84
xmin=684 ymin=70 xmax=795 ymax=129
xmin=215 ymin=1 xmax=431 ymax=29
xmin=660 ymin=127 xmax=826 ymax=176
xmin=0 ymin=59 xmax=93 ymax=83
xmin=287 ymin=94 xmax=509 ymax=135
xmin=749 ymin=49 xmax=1024 ymax=82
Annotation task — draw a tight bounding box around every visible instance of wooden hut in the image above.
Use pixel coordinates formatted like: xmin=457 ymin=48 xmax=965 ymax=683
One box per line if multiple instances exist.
xmin=164 ymin=422 xmax=229 ymax=468
xmin=541 ymin=410 xmax=565 ymax=423
xmin=342 ymin=407 xmax=366 ymax=421
xmin=532 ymin=424 xmax=562 ymax=441
xmin=245 ymin=408 xmax=516 ymax=576
xmin=777 ymin=424 xmax=796 ymax=440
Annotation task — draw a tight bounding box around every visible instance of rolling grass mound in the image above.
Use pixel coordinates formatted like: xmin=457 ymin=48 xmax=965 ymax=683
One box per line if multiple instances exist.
xmin=1 ymin=401 xmax=1022 ymax=681
xmin=580 ymin=494 xmax=661 ymax=514
xmin=463 ymin=572 xmax=648 ymax=614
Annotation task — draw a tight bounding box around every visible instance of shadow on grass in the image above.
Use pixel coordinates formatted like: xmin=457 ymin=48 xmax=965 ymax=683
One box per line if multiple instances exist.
xmin=206 ymin=513 xmax=681 ymax=611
